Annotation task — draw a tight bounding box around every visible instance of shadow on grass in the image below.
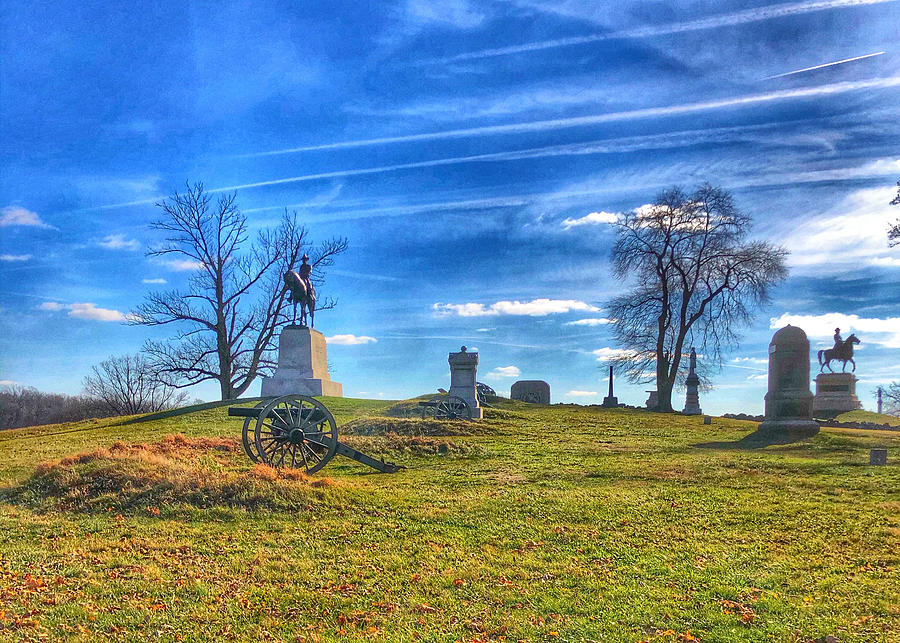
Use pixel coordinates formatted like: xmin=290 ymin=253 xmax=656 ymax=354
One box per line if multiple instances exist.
xmin=694 ymin=430 xmax=815 ymax=450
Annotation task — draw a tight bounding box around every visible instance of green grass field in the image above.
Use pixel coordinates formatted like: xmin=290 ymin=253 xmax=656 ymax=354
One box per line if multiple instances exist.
xmin=1 ymin=398 xmax=898 ymax=642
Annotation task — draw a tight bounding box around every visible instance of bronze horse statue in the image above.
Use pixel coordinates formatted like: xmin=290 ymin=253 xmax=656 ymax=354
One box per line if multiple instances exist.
xmin=283 ymin=270 xmax=316 ymax=327
xmin=818 ymin=334 xmax=860 ymax=373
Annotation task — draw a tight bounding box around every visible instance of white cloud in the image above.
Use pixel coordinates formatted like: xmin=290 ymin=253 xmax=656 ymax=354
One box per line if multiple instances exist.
xmin=565 ymin=317 xmax=612 ymax=326
xmin=39 ymin=301 xmax=130 ymax=322
xmin=566 ymin=390 xmax=598 ymax=396
xmin=0 ymin=380 xmax=21 ymax=387
xmin=780 ymin=184 xmax=900 ymax=273
xmin=746 ymin=374 xmax=768 ymax=381
xmin=592 ymin=347 xmax=638 ymax=361
xmin=0 ymin=254 xmax=31 ymax=262
xmin=769 ymin=313 xmax=900 ymax=348
xmin=433 ymin=298 xmax=600 ymax=317
xmin=325 ymin=334 xmax=377 ymax=345
xmin=869 ymin=256 xmax=900 ymax=268
xmin=0 ymin=206 xmax=55 ymax=229
xmin=485 ymin=365 xmax=521 ymax=379
xmin=163 ymin=259 xmax=205 ymax=271
xmin=561 ymin=210 xmax=618 ymax=229
xmin=405 ymin=0 xmax=485 ymax=29
xmin=98 ymin=234 xmax=140 ymax=251
xmin=142 ymin=278 xmax=167 ymax=284
xmin=731 ymin=357 xmax=768 ymax=365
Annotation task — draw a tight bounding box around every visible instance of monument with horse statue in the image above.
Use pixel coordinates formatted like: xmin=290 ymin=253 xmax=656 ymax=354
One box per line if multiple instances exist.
xmin=812 ymin=327 xmax=861 ymax=418
xmin=260 ymin=254 xmax=343 ymax=397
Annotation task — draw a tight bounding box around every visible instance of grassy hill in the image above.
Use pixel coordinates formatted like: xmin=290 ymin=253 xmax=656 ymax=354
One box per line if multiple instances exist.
xmin=0 ymin=398 xmax=898 ymax=642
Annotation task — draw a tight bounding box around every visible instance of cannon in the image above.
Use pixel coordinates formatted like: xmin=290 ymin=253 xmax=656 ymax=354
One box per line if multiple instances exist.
xmin=418 ymin=394 xmax=472 ymax=420
xmin=228 ymin=394 xmax=402 ymax=474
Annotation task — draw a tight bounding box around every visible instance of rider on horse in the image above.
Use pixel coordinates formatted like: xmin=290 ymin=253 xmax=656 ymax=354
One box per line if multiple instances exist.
xmin=299 ymin=254 xmax=313 ymax=294
xmin=833 ymin=328 xmax=842 ymax=351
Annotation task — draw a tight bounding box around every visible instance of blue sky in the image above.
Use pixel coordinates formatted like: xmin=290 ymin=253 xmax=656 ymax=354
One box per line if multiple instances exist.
xmin=1 ymin=0 xmax=899 ymax=415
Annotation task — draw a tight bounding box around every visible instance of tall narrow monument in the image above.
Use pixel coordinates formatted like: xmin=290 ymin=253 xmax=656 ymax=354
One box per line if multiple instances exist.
xmin=601 ymin=365 xmax=618 ymax=407
xmin=448 ymin=346 xmax=482 ymax=419
xmin=682 ymin=347 xmax=702 ymax=415
xmin=757 ymin=325 xmax=818 ymax=438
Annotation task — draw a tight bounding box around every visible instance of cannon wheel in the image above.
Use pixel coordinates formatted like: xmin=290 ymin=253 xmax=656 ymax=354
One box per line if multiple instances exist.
xmin=241 ymin=399 xmax=270 ymax=463
xmin=253 ymin=394 xmax=338 ymax=474
xmin=424 ymin=395 xmax=472 ymax=420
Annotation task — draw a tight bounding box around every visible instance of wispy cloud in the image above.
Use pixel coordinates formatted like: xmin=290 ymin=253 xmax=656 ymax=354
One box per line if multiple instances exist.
xmin=762 ymin=51 xmax=885 ymax=80
xmin=162 ymin=259 xmax=205 ymax=272
xmin=39 ymin=301 xmax=132 ymax=322
xmin=433 ymin=299 xmax=600 ymax=317
xmin=0 ymin=254 xmax=31 ymax=262
xmin=0 ymin=206 xmax=55 ymax=229
xmin=325 ymin=334 xmax=378 ymax=345
xmin=561 ymin=210 xmax=619 ymax=229
xmin=423 ymin=0 xmax=898 ymax=63
xmin=565 ymin=318 xmax=613 ymax=326
xmin=238 ymin=76 xmax=900 ymax=157
xmin=98 ymin=234 xmax=140 ymax=251
xmin=592 ymin=347 xmax=638 ymax=361
xmin=142 ymin=278 xmax=168 ymax=284
xmin=566 ymin=390 xmax=599 ymax=396
xmin=485 ymin=365 xmax=521 ymax=379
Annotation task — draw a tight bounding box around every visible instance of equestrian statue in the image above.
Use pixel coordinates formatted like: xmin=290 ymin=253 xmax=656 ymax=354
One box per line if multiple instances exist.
xmin=283 ymin=254 xmax=316 ymax=327
xmin=818 ymin=327 xmax=860 ymax=373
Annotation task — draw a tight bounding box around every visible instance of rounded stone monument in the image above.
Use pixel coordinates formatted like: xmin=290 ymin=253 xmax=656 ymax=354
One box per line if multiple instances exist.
xmin=757 ymin=325 xmax=819 ymax=438
xmin=511 ymin=380 xmax=550 ymax=404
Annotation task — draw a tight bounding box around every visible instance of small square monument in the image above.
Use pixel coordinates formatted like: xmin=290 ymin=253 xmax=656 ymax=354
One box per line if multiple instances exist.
xmin=511 ymin=380 xmax=550 ymax=405
xmin=448 ymin=346 xmax=483 ymax=419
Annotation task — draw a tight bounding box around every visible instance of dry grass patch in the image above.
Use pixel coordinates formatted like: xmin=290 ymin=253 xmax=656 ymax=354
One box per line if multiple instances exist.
xmin=4 ymin=434 xmax=341 ymax=512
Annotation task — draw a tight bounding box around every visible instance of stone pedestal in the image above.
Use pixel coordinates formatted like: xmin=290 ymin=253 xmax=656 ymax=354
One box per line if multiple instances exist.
xmin=682 ymin=372 xmax=702 ymax=415
xmin=645 ymin=390 xmax=658 ymax=409
xmin=757 ymin=325 xmax=819 ymax=438
xmin=511 ymin=380 xmax=550 ymax=405
xmin=448 ymin=347 xmax=482 ymax=419
xmin=261 ymin=325 xmax=343 ymax=397
xmin=813 ymin=373 xmax=861 ymax=418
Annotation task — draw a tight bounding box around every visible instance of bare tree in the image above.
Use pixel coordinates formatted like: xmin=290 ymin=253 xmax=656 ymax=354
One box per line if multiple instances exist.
xmin=132 ymin=183 xmax=348 ymax=399
xmin=889 ymin=180 xmax=900 ymax=247
xmin=0 ymin=384 xmax=110 ymax=430
xmin=83 ymin=354 xmax=188 ymax=415
xmin=883 ymin=382 xmax=900 ymax=416
xmin=606 ymin=184 xmax=788 ymax=412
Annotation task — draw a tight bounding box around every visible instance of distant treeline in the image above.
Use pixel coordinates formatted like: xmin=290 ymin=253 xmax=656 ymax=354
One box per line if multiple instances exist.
xmin=0 ymin=385 xmax=116 ymax=430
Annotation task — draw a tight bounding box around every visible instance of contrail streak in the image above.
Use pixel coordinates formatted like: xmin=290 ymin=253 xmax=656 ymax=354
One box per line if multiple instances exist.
xmin=239 ymin=76 xmax=900 ymax=157
xmin=421 ymin=0 xmax=897 ymax=64
xmin=762 ymin=51 xmax=886 ymax=79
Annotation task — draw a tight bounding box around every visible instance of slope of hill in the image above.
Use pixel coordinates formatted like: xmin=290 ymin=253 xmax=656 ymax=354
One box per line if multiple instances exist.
xmin=0 ymin=398 xmax=898 ymax=642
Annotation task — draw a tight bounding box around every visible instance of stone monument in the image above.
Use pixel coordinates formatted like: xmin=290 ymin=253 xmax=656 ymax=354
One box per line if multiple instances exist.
xmin=682 ymin=347 xmax=702 ymax=415
xmin=645 ymin=390 xmax=658 ymax=409
xmin=813 ymin=373 xmax=861 ymax=418
xmin=511 ymin=380 xmax=550 ymax=404
xmin=448 ymin=346 xmax=483 ymax=419
xmin=261 ymin=325 xmax=343 ymax=397
xmin=601 ymin=365 xmax=618 ymax=407
xmin=757 ymin=325 xmax=819 ymax=438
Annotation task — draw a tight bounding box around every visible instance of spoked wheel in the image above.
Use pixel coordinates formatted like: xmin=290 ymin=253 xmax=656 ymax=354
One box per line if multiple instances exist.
xmin=426 ymin=395 xmax=472 ymax=420
xmin=253 ymin=395 xmax=338 ymax=474
xmin=241 ymin=400 xmax=270 ymax=462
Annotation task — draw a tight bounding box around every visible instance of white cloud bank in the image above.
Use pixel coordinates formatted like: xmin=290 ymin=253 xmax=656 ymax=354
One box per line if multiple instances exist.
xmin=0 ymin=206 xmax=55 ymax=229
xmin=566 ymin=390 xmax=598 ymax=396
xmin=39 ymin=301 xmax=131 ymax=322
xmin=561 ymin=210 xmax=618 ymax=229
xmin=163 ymin=259 xmax=205 ymax=271
xmin=325 ymin=334 xmax=377 ymax=345
xmin=99 ymin=234 xmax=140 ymax=251
xmin=770 ymin=313 xmax=900 ymax=348
xmin=0 ymin=254 xmax=31 ymax=262
xmin=485 ymin=365 xmax=521 ymax=379
xmin=433 ymin=298 xmax=600 ymax=317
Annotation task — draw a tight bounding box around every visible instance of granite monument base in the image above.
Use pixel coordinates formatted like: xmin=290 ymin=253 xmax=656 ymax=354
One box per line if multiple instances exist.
xmin=261 ymin=325 xmax=343 ymax=398
xmin=813 ymin=373 xmax=860 ymax=419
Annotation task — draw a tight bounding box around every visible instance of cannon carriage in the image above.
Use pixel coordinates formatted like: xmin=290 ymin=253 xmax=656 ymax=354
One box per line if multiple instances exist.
xmin=228 ymin=394 xmax=402 ymax=474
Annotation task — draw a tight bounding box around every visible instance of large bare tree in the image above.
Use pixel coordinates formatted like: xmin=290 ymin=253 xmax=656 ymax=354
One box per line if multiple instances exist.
xmin=83 ymin=354 xmax=188 ymax=415
xmin=606 ymin=184 xmax=788 ymax=412
xmin=133 ymin=183 xmax=347 ymax=400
